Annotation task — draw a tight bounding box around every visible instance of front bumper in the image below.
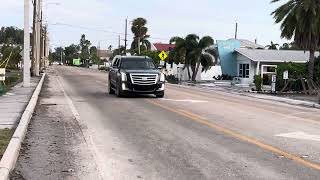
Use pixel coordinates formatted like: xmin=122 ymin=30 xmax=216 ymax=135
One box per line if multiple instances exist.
xmin=121 ymin=82 xmax=165 ymax=94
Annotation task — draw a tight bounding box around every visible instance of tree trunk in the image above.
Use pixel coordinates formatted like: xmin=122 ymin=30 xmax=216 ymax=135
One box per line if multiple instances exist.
xmin=191 ymin=65 xmax=196 ymax=81
xmin=192 ymin=61 xmax=201 ymax=81
xmin=318 ymin=90 xmax=320 ymax=104
xmin=308 ymin=50 xmax=315 ymax=80
xmin=183 ymin=64 xmax=191 ymax=80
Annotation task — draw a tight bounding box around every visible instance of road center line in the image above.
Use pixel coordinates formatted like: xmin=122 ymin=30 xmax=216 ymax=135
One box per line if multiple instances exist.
xmin=146 ymin=99 xmax=320 ymax=171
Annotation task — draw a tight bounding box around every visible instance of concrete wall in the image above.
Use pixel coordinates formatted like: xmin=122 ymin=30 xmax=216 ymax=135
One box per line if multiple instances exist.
xmin=165 ymin=63 xmax=222 ymax=81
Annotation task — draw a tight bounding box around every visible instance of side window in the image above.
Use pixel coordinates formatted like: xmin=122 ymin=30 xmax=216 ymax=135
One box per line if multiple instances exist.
xmin=112 ymin=58 xmax=119 ymax=68
xmin=239 ymin=64 xmax=250 ymax=78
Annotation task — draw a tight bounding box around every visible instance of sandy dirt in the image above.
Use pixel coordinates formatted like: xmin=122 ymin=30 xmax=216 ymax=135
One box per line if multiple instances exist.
xmin=10 ymin=72 xmax=101 ymax=180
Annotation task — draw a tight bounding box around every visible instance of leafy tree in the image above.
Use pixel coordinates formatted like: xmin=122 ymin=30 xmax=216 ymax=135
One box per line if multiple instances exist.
xmin=280 ymin=43 xmax=290 ymax=50
xmin=109 ymin=46 xmax=126 ymax=62
xmin=130 ymin=18 xmax=151 ymax=54
xmin=0 ymin=45 xmax=22 ymax=69
xmin=169 ymin=34 xmax=218 ymax=81
xmin=64 ymin=44 xmax=80 ymax=65
xmin=90 ymin=46 xmax=102 ymax=67
xmin=271 ymin=0 xmax=320 ymax=80
xmin=0 ymin=26 xmax=24 ymax=45
xmin=265 ymin=41 xmax=279 ymax=50
xmin=52 ymin=47 xmax=65 ymax=64
xmin=142 ymin=50 xmax=161 ymax=65
xmin=79 ymin=34 xmax=91 ymax=67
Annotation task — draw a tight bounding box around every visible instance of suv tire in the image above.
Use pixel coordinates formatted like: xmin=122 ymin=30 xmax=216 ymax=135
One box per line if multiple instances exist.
xmin=108 ymin=79 xmax=115 ymax=94
xmin=115 ymin=83 xmax=123 ymax=97
xmin=156 ymin=92 xmax=164 ymax=98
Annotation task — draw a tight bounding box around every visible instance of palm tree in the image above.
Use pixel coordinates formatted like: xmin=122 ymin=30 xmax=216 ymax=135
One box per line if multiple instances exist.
xmin=271 ymin=0 xmax=320 ymax=80
xmin=130 ymin=18 xmax=151 ymax=54
xmin=280 ymin=43 xmax=290 ymax=50
xmin=170 ymin=34 xmax=218 ymax=81
xmin=265 ymin=41 xmax=279 ymax=50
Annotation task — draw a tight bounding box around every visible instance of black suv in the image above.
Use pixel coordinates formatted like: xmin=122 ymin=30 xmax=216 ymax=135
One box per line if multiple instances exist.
xmin=108 ymin=56 xmax=165 ymax=98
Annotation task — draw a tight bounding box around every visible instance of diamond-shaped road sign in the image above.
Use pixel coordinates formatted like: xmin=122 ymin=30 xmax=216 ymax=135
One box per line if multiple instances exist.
xmin=159 ymin=51 xmax=168 ymax=61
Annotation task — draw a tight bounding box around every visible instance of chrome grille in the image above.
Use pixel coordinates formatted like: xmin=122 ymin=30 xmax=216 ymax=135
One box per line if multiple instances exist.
xmin=130 ymin=74 xmax=158 ymax=85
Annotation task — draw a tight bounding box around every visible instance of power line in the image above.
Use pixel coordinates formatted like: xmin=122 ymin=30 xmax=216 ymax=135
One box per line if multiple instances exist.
xmin=48 ymin=22 xmax=170 ymax=41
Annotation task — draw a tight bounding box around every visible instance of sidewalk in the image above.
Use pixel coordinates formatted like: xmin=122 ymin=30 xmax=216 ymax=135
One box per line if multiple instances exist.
xmin=176 ymin=82 xmax=320 ymax=109
xmin=0 ymin=78 xmax=40 ymax=129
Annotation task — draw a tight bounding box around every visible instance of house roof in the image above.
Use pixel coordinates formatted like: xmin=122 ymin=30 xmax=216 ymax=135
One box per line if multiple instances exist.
xmin=97 ymin=50 xmax=112 ymax=58
xmin=235 ymin=49 xmax=319 ymax=63
xmin=228 ymin=39 xmax=264 ymax=49
xmin=153 ymin=43 xmax=175 ymax=52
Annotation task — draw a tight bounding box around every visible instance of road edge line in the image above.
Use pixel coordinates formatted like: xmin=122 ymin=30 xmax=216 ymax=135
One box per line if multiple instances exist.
xmin=0 ymin=73 xmax=46 ymax=180
xmin=56 ymin=75 xmax=104 ymax=180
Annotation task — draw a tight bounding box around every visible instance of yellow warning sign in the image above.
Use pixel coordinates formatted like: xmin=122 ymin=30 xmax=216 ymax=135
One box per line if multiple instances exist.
xmin=158 ymin=51 xmax=168 ymax=61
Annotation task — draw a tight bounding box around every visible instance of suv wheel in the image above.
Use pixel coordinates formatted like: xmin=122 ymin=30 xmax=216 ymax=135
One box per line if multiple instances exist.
xmin=115 ymin=83 xmax=123 ymax=97
xmin=156 ymin=92 xmax=164 ymax=98
xmin=108 ymin=80 xmax=115 ymax=94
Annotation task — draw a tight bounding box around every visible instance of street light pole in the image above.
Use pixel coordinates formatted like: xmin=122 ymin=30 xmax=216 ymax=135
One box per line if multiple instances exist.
xmin=60 ymin=50 xmax=63 ymax=64
xmin=124 ymin=18 xmax=128 ymax=54
xmin=23 ymin=0 xmax=31 ymax=87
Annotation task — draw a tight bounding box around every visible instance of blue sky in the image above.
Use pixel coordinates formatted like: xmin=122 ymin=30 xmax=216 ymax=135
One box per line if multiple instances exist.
xmin=0 ymin=0 xmax=290 ymax=49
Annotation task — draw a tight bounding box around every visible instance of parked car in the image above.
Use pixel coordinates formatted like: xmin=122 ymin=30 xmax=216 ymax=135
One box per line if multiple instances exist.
xmin=108 ymin=55 xmax=165 ymax=98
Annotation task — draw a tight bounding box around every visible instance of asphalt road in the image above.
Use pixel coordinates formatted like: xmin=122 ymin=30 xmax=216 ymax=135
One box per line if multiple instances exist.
xmin=55 ymin=66 xmax=320 ymax=180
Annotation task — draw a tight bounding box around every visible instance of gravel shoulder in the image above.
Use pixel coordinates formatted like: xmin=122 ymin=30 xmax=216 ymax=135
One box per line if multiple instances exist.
xmin=10 ymin=70 xmax=101 ymax=180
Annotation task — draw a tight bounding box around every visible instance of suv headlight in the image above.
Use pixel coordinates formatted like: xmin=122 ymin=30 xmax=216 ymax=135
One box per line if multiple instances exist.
xmin=121 ymin=72 xmax=127 ymax=82
xmin=159 ymin=73 xmax=165 ymax=82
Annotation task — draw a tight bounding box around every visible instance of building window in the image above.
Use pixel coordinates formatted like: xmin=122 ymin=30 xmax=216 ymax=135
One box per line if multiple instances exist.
xmin=239 ymin=64 xmax=250 ymax=78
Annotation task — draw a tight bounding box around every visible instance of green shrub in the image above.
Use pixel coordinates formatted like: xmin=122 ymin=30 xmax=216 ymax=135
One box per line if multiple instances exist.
xmin=166 ymin=74 xmax=179 ymax=84
xmin=254 ymin=75 xmax=262 ymax=91
xmin=276 ymin=62 xmax=307 ymax=91
xmin=98 ymin=66 xmax=109 ymax=71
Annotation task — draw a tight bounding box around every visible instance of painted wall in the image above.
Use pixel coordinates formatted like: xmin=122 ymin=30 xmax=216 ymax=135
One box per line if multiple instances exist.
xmin=237 ymin=54 xmax=256 ymax=85
xmin=217 ymin=39 xmax=240 ymax=76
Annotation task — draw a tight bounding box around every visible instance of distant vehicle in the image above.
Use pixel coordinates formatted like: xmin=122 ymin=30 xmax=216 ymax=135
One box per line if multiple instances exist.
xmin=108 ymin=56 xmax=165 ymax=98
xmin=52 ymin=61 xmax=59 ymax=65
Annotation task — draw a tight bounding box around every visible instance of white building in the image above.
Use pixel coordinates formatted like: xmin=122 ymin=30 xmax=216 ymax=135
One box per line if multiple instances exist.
xmin=234 ymin=49 xmax=318 ymax=85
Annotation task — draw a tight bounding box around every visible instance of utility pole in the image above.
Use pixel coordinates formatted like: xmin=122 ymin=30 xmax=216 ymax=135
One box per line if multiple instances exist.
xmin=23 ymin=0 xmax=31 ymax=87
xmin=124 ymin=18 xmax=128 ymax=54
xmin=32 ymin=0 xmax=37 ymax=76
xmin=118 ymin=35 xmax=121 ymax=55
xmin=235 ymin=22 xmax=238 ymax=39
xmin=35 ymin=0 xmax=42 ymax=76
xmin=138 ymin=37 xmax=141 ymax=55
xmin=60 ymin=50 xmax=63 ymax=64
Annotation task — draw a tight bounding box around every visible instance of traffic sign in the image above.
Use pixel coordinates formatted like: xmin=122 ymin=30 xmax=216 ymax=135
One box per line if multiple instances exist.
xmin=159 ymin=51 xmax=168 ymax=61
xmin=283 ymin=70 xmax=288 ymax=80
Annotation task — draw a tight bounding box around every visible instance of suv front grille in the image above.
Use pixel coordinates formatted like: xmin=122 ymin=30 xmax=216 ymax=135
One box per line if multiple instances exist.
xmin=130 ymin=74 xmax=158 ymax=85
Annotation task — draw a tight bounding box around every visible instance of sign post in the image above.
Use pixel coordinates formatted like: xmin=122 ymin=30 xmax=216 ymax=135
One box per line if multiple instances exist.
xmin=271 ymin=74 xmax=277 ymax=93
xmin=0 ymin=68 xmax=5 ymax=81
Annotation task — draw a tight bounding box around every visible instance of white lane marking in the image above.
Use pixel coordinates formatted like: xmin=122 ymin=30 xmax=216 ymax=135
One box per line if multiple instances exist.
xmin=275 ymin=131 xmax=320 ymax=142
xmin=160 ymin=98 xmax=208 ymax=103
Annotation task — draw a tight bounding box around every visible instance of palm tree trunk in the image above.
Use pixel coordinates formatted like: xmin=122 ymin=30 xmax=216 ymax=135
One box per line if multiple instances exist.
xmin=308 ymin=50 xmax=315 ymax=80
xmin=318 ymin=90 xmax=320 ymax=104
xmin=191 ymin=65 xmax=196 ymax=81
xmin=192 ymin=61 xmax=201 ymax=81
xmin=186 ymin=65 xmax=191 ymax=80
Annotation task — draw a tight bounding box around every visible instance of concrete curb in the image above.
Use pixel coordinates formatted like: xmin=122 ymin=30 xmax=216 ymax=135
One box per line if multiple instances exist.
xmin=0 ymin=73 xmax=46 ymax=180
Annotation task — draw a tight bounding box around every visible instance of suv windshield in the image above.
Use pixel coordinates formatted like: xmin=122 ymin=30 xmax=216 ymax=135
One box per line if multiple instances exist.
xmin=120 ymin=58 xmax=156 ymax=69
